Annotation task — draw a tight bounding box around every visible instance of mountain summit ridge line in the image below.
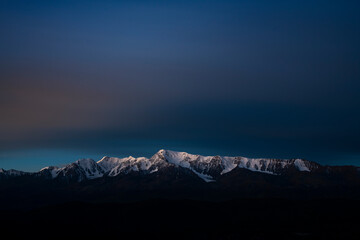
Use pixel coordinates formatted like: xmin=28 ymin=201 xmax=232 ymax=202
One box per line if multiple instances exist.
xmin=0 ymin=149 xmax=321 ymax=182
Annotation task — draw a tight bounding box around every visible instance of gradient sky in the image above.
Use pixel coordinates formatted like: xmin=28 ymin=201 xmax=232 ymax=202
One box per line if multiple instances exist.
xmin=1 ymin=0 xmax=360 ymax=171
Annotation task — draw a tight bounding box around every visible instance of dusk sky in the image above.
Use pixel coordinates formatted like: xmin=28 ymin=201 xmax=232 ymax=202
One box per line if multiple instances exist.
xmin=1 ymin=0 xmax=360 ymax=171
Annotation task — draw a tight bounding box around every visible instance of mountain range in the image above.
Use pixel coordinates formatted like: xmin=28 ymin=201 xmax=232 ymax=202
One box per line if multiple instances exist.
xmin=1 ymin=149 xmax=360 ymax=209
xmin=2 ymin=149 xmax=360 ymax=239
xmin=1 ymin=149 xmax=320 ymax=182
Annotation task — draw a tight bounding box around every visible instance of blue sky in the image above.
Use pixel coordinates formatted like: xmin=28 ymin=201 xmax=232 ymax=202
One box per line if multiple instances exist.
xmin=1 ymin=0 xmax=360 ymax=171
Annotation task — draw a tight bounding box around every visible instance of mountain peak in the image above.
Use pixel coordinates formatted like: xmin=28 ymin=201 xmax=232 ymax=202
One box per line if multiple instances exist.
xmin=98 ymin=156 xmax=110 ymax=162
xmin=156 ymin=149 xmax=166 ymax=155
xmin=98 ymin=155 xmax=137 ymax=164
xmin=2 ymin=149 xmax=321 ymax=183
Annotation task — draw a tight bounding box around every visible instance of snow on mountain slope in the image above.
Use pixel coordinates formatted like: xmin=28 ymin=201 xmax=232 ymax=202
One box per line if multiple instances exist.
xmin=97 ymin=156 xmax=128 ymax=172
xmin=155 ymin=150 xmax=319 ymax=180
xmin=3 ymin=149 xmax=319 ymax=182
xmin=155 ymin=149 xmax=218 ymax=182
xmin=39 ymin=166 xmax=61 ymax=178
xmin=235 ymin=157 xmax=314 ymax=174
xmin=39 ymin=159 xmax=104 ymax=182
xmin=0 ymin=168 xmax=28 ymax=177
xmin=98 ymin=156 xmax=152 ymax=176
xmin=74 ymin=159 xmax=104 ymax=179
xmin=221 ymin=157 xmax=238 ymax=174
xmin=294 ymin=159 xmax=311 ymax=172
xmin=151 ymin=150 xmax=318 ymax=182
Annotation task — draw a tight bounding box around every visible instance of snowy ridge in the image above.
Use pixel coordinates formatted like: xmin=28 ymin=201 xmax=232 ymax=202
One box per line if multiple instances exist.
xmin=235 ymin=157 xmax=313 ymax=174
xmin=38 ymin=159 xmax=104 ymax=182
xmin=155 ymin=150 xmax=317 ymax=181
xmin=2 ymin=149 xmax=318 ymax=182
xmin=0 ymin=169 xmax=28 ymax=177
xmin=98 ymin=156 xmax=152 ymax=176
xmin=75 ymin=159 xmax=104 ymax=179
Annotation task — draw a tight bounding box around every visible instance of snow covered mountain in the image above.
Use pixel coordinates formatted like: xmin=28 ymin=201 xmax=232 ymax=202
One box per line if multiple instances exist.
xmin=2 ymin=149 xmax=360 ymax=209
xmin=38 ymin=158 xmax=104 ymax=181
xmin=152 ymin=149 xmax=319 ymax=182
xmin=1 ymin=149 xmax=320 ymax=182
xmin=0 ymin=168 xmax=29 ymax=179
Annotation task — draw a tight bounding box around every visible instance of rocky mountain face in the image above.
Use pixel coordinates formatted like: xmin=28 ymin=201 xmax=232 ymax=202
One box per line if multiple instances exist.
xmin=0 ymin=168 xmax=28 ymax=179
xmin=1 ymin=149 xmax=360 ymax=208
xmin=1 ymin=149 xmax=321 ymax=183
